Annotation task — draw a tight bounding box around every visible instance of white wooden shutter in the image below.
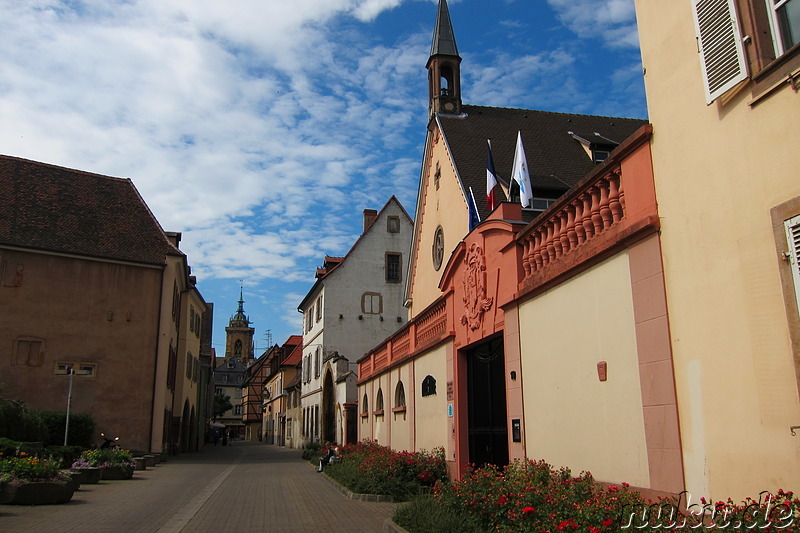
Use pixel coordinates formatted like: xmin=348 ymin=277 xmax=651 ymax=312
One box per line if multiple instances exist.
xmin=691 ymin=0 xmax=749 ymax=104
xmin=785 ymin=214 xmax=800 ymax=318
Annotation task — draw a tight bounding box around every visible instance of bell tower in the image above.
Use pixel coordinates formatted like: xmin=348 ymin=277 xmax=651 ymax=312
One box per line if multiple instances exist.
xmin=427 ymin=0 xmax=462 ymax=118
xmin=224 ymin=285 xmax=255 ymax=364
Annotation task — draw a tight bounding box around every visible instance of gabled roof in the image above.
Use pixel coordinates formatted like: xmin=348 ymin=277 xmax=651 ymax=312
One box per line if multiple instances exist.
xmin=437 ymin=106 xmax=648 ymax=220
xmin=298 ymin=195 xmax=412 ymax=311
xmin=0 ymin=155 xmax=179 ymax=265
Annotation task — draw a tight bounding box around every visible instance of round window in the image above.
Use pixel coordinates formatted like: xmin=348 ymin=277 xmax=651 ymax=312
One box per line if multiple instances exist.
xmin=432 ymin=226 xmax=444 ymax=271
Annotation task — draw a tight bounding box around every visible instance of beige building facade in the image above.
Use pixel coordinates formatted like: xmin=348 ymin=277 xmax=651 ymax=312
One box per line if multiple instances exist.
xmin=633 ymin=0 xmax=800 ymax=500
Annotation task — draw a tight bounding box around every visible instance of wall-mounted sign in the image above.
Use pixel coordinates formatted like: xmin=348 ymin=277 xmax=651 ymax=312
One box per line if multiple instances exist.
xmin=447 ymin=403 xmax=453 ymax=417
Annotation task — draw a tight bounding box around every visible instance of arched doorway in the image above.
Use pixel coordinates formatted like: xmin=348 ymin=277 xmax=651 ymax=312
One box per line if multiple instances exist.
xmin=322 ymin=370 xmax=336 ymax=443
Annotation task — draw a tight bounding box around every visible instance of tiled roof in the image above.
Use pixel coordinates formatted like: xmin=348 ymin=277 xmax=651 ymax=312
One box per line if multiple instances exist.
xmin=282 ymin=342 xmax=303 ymax=367
xmin=0 ymin=155 xmax=179 ymax=265
xmin=438 ymin=106 xmax=648 ymax=220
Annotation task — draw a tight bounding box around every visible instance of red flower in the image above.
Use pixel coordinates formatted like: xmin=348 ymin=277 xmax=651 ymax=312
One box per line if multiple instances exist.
xmin=498 ymin=494 xmax=508 ymax=505
xmin=601 ymin=519 xmax=613 ymax=527
xmin=522 ymin=506 xmax=535 ymax=514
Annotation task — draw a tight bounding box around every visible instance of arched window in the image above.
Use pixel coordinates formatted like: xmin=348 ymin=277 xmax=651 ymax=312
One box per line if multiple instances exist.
xmin=376 ymin=388 xmax=384 ymax=412
xmin=362 ymin=393 xmax=368 ymax=414
xmin=394 ymin=381 xmax=406 ymax=408
xmin=234 ymin=339 xmax=242 ymax=358
xmin=422 ymin=375 xmax=437 ymax=397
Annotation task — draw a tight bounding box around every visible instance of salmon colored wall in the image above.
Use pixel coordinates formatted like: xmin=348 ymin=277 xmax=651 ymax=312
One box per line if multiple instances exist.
xmin=1 ymin=248 xmax=162 ymax=452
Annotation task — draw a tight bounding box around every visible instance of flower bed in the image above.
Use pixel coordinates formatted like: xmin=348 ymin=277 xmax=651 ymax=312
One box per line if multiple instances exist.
xmin=0 ymin=455 xmax=74 ymax=505
xmin=320 ymin=440 xmax=447 ymax=501
xmin=394 ymin=459 xmax=800 ymax=532
xmin=73 ymin=449 xmax=135 ymax=480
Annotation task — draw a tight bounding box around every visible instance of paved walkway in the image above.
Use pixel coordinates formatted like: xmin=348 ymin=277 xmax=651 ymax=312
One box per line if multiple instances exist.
xmin=0 ymin=442 xmax=398 ymax=533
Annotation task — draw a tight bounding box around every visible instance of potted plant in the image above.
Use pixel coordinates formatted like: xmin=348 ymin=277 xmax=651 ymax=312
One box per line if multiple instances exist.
xmin=0 ymin=453 xmax=75 ymax=505
xmin=76 ymin=449 xmax=136 ymax=480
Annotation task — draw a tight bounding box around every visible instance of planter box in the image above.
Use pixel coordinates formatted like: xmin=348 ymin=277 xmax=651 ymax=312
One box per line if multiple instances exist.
xmin=144 ymin=455 xmax=158 ymax=468
xmin=71 ymin=467 xmax=103 ymax=484
xmin=133 ymin=457 xmax=147 ymax=470
xmin=0 ymin=480 xmax=75 ymax=505
xmin=100 ymin=465 xmax=134 ymax=480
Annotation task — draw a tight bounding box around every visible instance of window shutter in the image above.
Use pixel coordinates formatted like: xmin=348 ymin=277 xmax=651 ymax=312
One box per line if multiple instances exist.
xmin=691 ymin=0 xmax=749 ymax=104
xmin=785 ymin=215 xmax=800 ymax=317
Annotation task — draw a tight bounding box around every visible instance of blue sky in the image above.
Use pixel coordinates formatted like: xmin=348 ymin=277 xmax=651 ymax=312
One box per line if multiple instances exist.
xmin=0 ymin=0 xmax=647 ymax=356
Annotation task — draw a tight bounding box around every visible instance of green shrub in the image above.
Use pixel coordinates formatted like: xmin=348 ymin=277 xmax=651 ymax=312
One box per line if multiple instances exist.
xmin=43 ymin=445 xmax=85 ymax=468
xmin=394 ymin=494 xmax=483 ymax=533
xmin=38 ymin=411 xmax=95 ymax=448
xmin=301 ymin=442 xmax=321 ymax=460
xmin=0 ymin=399 xmax=48 ymax=442
xmin=0 ymin=437 xmax=20 ymax=456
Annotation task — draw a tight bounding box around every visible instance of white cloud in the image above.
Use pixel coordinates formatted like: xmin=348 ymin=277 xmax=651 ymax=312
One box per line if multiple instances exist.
xmin=546 ymin=0 xmax=639 ymax=49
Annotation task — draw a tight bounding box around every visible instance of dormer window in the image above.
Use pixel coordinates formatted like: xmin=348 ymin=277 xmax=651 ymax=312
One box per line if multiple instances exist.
xmin=593 ymin=150 xmax=611 ymax=164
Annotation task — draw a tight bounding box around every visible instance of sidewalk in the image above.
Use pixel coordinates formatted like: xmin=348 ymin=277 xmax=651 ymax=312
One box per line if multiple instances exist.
xmin=0 ymin=442 xmax=397 ymax=533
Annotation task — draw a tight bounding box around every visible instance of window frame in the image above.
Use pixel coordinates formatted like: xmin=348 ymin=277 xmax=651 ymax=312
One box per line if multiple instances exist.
xmin=766 ymin=0 xmax=799 ymax=55
xmin=386 ymin=252 xmax=402 ymax=283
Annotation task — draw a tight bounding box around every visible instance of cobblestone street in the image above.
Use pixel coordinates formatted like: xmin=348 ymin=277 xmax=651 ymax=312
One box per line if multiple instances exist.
xmin=0 ymin=442 xmax=396 ymax=533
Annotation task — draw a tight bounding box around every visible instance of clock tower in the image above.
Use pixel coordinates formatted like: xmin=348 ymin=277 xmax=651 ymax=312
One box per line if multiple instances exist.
xmin=224 ymin=287 xmax=255 ymax=364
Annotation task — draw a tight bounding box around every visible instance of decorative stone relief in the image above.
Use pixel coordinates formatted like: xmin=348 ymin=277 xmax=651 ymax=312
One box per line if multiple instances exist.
xmin=460 ymin=243 xmax=493 ymax=330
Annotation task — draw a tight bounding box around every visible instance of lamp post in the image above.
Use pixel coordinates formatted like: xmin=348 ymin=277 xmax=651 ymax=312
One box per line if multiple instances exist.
xmin=64 ymin=365 xmax=74 ymax=446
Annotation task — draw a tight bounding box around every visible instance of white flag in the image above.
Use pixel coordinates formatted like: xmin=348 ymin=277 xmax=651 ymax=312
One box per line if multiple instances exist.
xmin=511 ymin=131 xmax=533 ymax=208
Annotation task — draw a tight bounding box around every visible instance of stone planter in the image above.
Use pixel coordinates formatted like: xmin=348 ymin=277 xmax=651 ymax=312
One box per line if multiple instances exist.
xmin=0 ymin=480 xmax=75 ymax=505
xmin=133 ymin=457 xmax=147 ymax=470
xmin=71 ymin=467 xmax=103 ymax=485
xmin=60 ymin=470 xmax=82 ymax=490
xmin=144 ymin=454 xmax=158 ymax=468
xmin=100 ymin=465 xmax=134 ymax=480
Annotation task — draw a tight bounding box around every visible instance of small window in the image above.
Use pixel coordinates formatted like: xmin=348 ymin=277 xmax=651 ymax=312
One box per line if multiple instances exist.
xmin=186 ymin=353 xmax=192 ymax=379
xmin=189 ymin=307 xmax=195 ymax=333
xmin=315 ymin=347 xmax=321 ymax=378
xmin=78 ymin=363 xmax=97 ymax=377
xmin=195 ymin=315 xmax=201 ymax=337
xmin=375 ymin=388 xmax=384 ymax=413
xmin=432 ymin=226 xmax=445 ymax=271
xmin=422 ymin=375 xmax=437 ymax=397
xmin=362 ymin=393 xmax=369 ymax=414
xmin=362 ymin=292 xmax=383 ymax=314
xmin=434 ymin=163 xmax=441 ymax=190
xmin=386 ymin=253 xmax=402 ymax=283
xmin=14 ymin=338 xmax=43 ymax=367
xmin=316 ymin=295 xmax=323 ymax=322
xmin=387 ymin=216 xmax=401 ymax=233
xmin=395 ymin=381 xmax=406 ymax=408
xmin=593 ymin=150 xmax=611 ymax=163
xmin=234 ymin=404 xmax=242 ymax=415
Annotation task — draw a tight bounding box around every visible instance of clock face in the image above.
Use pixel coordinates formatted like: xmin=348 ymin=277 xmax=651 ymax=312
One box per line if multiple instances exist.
xmin=443 ymin=101 xmax=455 ymax=112
xmin=432 ymin=226 xmax=445 ymax=271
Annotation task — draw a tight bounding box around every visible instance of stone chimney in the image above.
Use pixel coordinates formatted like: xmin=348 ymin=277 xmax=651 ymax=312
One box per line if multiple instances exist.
xmin=363 ymin=209 xmax=378 ymax=233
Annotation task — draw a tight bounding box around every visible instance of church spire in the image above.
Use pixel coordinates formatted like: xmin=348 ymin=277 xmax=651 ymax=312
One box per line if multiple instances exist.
xmin=429 ymin=0 xmax=459 ymax=57
xmin=427 ymin=0 xmax=462 ymax=118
